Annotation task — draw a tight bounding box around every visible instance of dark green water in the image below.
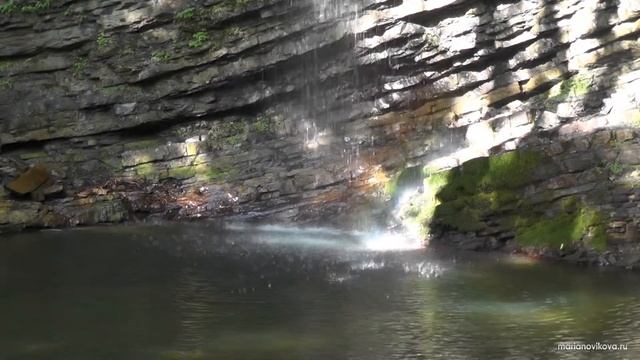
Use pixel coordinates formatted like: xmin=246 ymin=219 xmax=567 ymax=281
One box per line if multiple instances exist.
xmin=1 ymin=224 xmax=639 ymax=360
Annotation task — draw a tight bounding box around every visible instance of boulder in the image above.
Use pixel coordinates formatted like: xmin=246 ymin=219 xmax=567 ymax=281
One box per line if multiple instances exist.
xmin=6 ymin=164 xmax=50 ymax=196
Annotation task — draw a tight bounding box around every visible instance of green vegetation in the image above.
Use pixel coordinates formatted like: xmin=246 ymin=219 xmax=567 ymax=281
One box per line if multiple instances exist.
xmin=437 ymin=150 xmax=542 ymax=201
xmin=188 ymin=31 xmax=209 ymax=48
xmin=607 ymin=161 xmax=626 ymax=176
xmin=0 ymin=0 xmax=17 ymax=14
xmin=548 ymin=74 xmax=591 ymax=102
xmin=394 ymin=149 xmax=609 ymax=251
xmin=515 ymin=206 xmax=606 ymax=251
xmin=135 ymin=163 xmax=155 ymax=178
xmin=175 ymin=7 xmax=195 ymax=21
xmin=1 ymin=0 xmax=53 ymax=14
xmin=20 ymin=0 xmax=51 ymax=13
xmin=165 ymin=166 xmax=196 ymax=179
xmin=151 ymin=51 xmax=171 ymax=63
xmin=435 ymin=190 xmax=518 ymax=232
xmin=225 ymin=134 xmax=243 ymax=146
xmin=96 ymin=32 xmax=110 ymax=49
xmin=72 ymin=56 xmax=87 ymax=77
xmin=393 ymin=150 xmax=609 ymax=251
xmin=254 ymin=114 xmax=275 ymax=136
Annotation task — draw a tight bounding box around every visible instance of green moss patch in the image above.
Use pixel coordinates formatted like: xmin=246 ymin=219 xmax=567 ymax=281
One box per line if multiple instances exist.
xmin=435 ymin=190 xmax=518 ymax=232
xmin=188 ymin=31 xmax=209 ymax=48
xmin=550 ymin=74 xmax=591 ymax=102
xmin=515 ymin=206 xmax=606 ymax=251
xmin=135 ymin=163 xmax=157 ymax=178
xmin=437 ymin=150 xmax=542 ymax=201
xmin=389 ymin=148 xmax=609 ymax=252
xmin=176 ymin=7 xmax=195 ymax=21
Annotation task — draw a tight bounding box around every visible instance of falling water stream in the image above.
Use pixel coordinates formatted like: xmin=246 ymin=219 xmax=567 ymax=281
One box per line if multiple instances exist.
xmin=2 ymin=223 xmax=640 ymax=359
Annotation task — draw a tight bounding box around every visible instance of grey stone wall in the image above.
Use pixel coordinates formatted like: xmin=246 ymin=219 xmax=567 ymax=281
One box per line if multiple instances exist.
xmin=0 ymin=0 xmax=639 ymax=235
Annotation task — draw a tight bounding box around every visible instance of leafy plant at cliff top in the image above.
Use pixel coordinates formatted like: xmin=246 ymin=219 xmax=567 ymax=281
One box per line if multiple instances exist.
xmin=0 ymin=0 xmax=17 ymax=14
xmin=96 ymin=32 xmax=110 ymax=49
xmin=188 ymin=31 xmax=209 ymax=48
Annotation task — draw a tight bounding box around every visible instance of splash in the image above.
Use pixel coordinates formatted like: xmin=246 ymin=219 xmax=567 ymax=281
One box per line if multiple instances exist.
xmin=225 ymin=223 xmax=424 ymax=252
xmin=360 ymin=230 xmax=423 ymax=251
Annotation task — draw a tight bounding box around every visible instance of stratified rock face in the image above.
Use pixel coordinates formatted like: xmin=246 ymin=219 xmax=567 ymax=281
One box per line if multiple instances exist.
xmin=0 ymin=0 xmax=639 ymax=237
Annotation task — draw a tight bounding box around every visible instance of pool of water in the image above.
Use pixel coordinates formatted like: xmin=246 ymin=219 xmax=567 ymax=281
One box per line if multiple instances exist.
xmin=1 ymin=223 xmax=639 ymax=359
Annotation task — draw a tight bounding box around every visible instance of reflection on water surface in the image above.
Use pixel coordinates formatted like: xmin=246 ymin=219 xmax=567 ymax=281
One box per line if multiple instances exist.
xmin=1 ymin=223 xmax=639 ymax=359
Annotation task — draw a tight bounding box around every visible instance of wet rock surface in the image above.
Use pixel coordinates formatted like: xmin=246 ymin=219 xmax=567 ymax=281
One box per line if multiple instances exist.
xmin=419 ymin=127 xmax=640 ymax=269
xmin=0 ymin=0 xmax=639 ymax=263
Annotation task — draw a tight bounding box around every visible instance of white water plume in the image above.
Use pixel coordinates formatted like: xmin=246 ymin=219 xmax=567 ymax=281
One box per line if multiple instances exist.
xmin=224 ymin=223 xmax=424 ymax=252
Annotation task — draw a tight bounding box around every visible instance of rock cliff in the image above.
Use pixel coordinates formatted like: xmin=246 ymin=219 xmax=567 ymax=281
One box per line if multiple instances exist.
xmin=1 ymin=0 xmax=640 ymax=264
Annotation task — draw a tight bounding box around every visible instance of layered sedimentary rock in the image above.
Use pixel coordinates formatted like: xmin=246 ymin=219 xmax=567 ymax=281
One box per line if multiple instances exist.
xmin=1 ymin=0 xmax=639 ymax=263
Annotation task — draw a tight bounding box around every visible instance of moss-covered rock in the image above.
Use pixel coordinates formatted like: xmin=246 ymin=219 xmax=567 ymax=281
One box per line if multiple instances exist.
xmin=435 ymin=191 xmax=519 ymax=232
xmin=437 ymin=150 xmax=543 ymax=201
xmin=515 ymin=205 xmax=606 ymax=252
xmin=403 ymin=148 xmax=609 ymax=253
xmin=426 ymin=150 xmax=542 ymax=232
